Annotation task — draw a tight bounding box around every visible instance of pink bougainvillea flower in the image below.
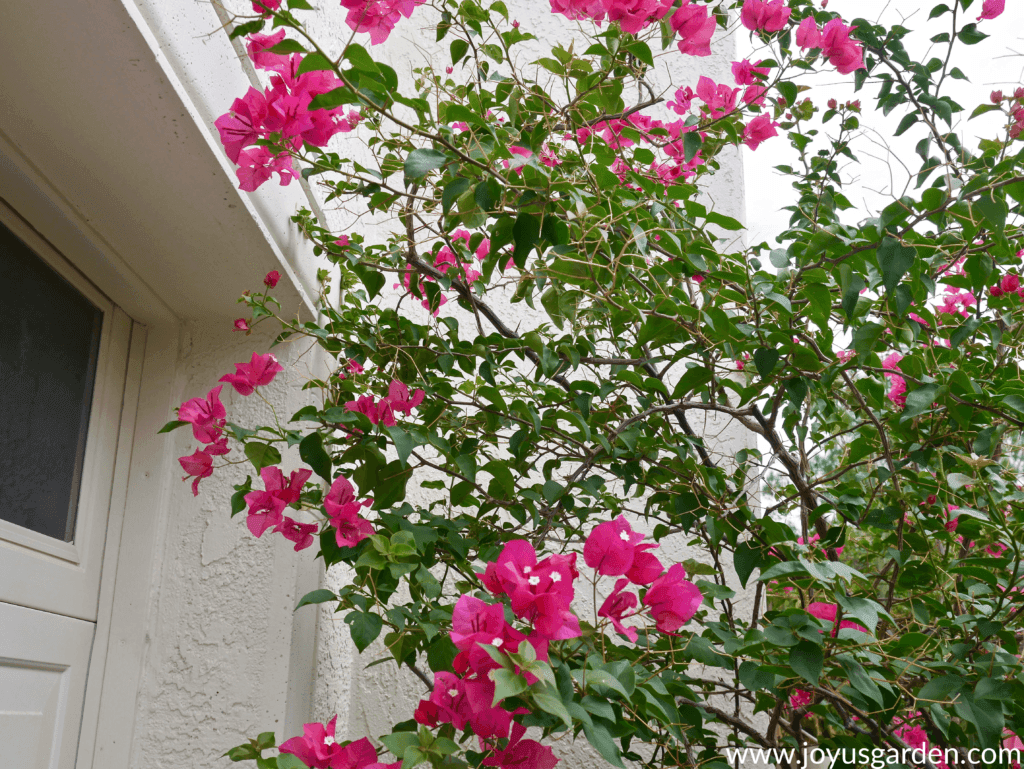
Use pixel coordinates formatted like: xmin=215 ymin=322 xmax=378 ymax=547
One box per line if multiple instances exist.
xmin=215 ymin=87 xmax=269 ymax=164
xmin=234 ymin=318 xmax=250 ymax=332
xmin=246 ymin=30 xmax=290 ymax=73
xmin=742 ymin=114 xmax=779 ymax=150
xmin=600 ymin=0 xmax=671 ymax=34
xmin=178 ymin=385 xmax=227 ymax=444
xmin=482 ymin=722 xmax=559 ymax=769
xmin=422 ymin=671 xmax=473 ymax=731
xmin=549 ymin=0 xmax=605 ymax=24
xmin=986 ymin=542 xmax=1009 ymax=557
xmin=670 ymin=0 xmax=715 ymax=56
xmin=643 ymin=564 xmax=702 ymax=633
xmin=324 ymin=475 xmax=374 ymax=548
xmin=275 ymin=517 xmax=319 ymax=551
xmin=265 ymin=270 xmax=281 ymax=288
xmin=479 ymin=541 xmax=580 ymax=640
xmin=807 ymin=602 xmax=868 ymax=635
xmin=789 ymin=689 xmax=812 ymax=709
xmin=695 ymin=76 xmax=739 ymax=119
xmin=387 ymin=379 xmax=425 ymax=414
xmin=667 ymin=85 xmax=695 ymax=114
xmin=449 ymin=595 xmax=526 ymax=674
xmin=244 ymin=489 xmax=287 ymax=538
xmin=882 ymin=351 xmax=907 ymax=409
xmin=251 ymin=0 xmax=283 ymax=15
xmin=1001 ymin=274 xmax=1020 ymax=293
xmin=219 ymin=352 xmax=285 ymax=396
xmin=345 ymin=394 xmax=382 ymax=425
xmin=740 ymin=0 xmax=791 ymax=32
xmin=599 ymin=578 xmax=639 ymax=642
xmin=819 ymin=18 xmax=865 ymax=75
xmin=893 ymin=718 xmax=950 ymax=769
xmin=179 ymin=448 xmax=214 ymax=496
xmin=626 ymin=542 xmax=664 ymax=584
xmin=937 ymin=288 xmax=976 ymax=318
xmin=584 ymin=515 xmax=645 ymax=576
xmin=796 ymin=15 xmax=821 ymax=48
xmin=279 ymin=716 xmax=378 ymax=769
xmin=235 ymin=145 xmax=297 ymax=191
xmin=260 ymin=465 xmax=313 ymax=505
xmin=731 ymin=59 xmax=769 ymax=86
xmin=339 ymin=0 xmax=424 ymax=45
xmin=978 ymin=0 xmax=1004 ymax=20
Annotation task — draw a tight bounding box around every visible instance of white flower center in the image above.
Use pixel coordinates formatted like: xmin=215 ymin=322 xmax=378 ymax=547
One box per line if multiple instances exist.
xmin=528 ymin=576 xmax=540 ymax=586
xmin=324 ymin=736 xmax=336 ymax=747
xmin=523 ymin=566 xmax=532 ymax=574
xmin=619 ymin=531 xmax=631 ymax=542
xmin=550 ymin=572 xmax=562 ymax=583
xmin=492 ymin=637 xmax=504 ymax=647
xmin=448 ymin=688 xmax=459 ymax=697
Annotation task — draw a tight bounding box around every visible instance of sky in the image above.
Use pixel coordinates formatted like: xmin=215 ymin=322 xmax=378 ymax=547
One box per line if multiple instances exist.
xmin=739 ymin=0 xmax=1024 ymax=247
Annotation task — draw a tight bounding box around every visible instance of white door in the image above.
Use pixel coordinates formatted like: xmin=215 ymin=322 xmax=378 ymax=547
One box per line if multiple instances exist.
xmin=0 ymin=204 xmax=133 ymax=769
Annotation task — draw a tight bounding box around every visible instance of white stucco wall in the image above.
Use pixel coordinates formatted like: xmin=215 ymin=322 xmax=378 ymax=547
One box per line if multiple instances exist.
xmin=128 ymin=320 xmax=324 ymax=768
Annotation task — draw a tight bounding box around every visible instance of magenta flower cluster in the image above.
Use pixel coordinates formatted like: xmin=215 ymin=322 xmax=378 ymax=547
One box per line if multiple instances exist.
xmin=214 ymin=31 xmax=363 ymax=191
xmin=402 ymin=523 xmax=702 ymax=767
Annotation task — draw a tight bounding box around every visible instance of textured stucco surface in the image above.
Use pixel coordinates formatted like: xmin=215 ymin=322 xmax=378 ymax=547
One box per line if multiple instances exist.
xmin=121 ymin=1 xmax=752 ymax=765
xmin=129 ymin=321 xmax=324 ymax=768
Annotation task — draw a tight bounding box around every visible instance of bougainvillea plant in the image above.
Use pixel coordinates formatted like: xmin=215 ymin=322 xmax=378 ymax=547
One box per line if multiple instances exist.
xmin=163 ymin=0 xmax=1024 ymax=765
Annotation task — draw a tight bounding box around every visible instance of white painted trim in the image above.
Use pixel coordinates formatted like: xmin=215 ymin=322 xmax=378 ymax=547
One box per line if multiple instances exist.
xmin=0 ymin=134 xmax=177 ymax=328
xmin=85 ymin=323 xmax=184 ymax=769
xmin=76 ymin=316 xmax=147 ymax=769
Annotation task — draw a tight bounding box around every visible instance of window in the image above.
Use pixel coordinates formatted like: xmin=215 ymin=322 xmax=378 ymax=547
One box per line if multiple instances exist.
xmin=0 ymin=220 xmax=103 ymax=542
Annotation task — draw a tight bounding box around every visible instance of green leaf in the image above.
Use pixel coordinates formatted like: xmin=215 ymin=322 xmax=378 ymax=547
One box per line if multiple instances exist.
xmin=957 ymin=23 xmax=988 ymax=45
xmin=512 ymin=213 xmax=540 ymax=267
xmin=532 ymin=682 xmax=573 ymax=727
xmin=404 ymin=149 xmax=448 ymax=179
xmin=946 ymin=472 xmax=973 ymax=491
xmin=245 ymin=442 xmax=282 ymax=472
xmin=582 ymin=719 xmax=625 ymax=768
xmin=789 ymin=641 xmax=823 ymax=684
xmin=348 ymin=611 xmax=384 ymax=652
xmin=917 ymin=675 xmax=963 ymax=703
xmin=159 ymin=419 xmax=189 ymax=434
xmin=229 ymin=20 xmax=266 ymax=40
xmin=277 ymin=755 xmax=309 ymax=769
xmin=902 ymin=383 xmax=939 ymax=419
xmin=974 ymin=193 xmax=1006 ymax=234
xmin=384 ymin=425 xmax=415 ymax=466
xmin=381 ymin=731 xmax=420 ymax=759
xmin=683 ymin=132 xmax=701 ymax=163
xmin=734 ymin=541 xmax=761 ymax=588
xmin=753 ymin=347 xmax=780 ymax=379
xmin=450 ymin=38 xmax=469 ymax=65
xmin=578 ymin=669 xmax=629 ymax=699
xmin=344 ymin=44 xmax=380 ymax=74
xmin=295 ymin=589 xmax=336 ymax=610
xmin=299 ymin=432 xmax=332 ymax=482
xmin=442 ymin=177 xmax=471 ymax=213
xmin=490 ymin=668 xmax=529 ymax=704
xmin=876 ymin=237 xmax=916 ymax=294
xmin=297 ymin=52 xmax=334 ymax=75
xmin=266 ymin=38 xmax=307 ymax=54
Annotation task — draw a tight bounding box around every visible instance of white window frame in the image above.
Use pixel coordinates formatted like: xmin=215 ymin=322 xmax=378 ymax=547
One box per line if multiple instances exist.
xmin=0 ymin=200 xmax=137 ymax=624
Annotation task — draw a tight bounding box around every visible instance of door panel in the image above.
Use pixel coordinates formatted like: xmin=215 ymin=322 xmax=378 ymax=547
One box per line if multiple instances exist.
xmin=0 ymin=603 xmax=95 ymax=769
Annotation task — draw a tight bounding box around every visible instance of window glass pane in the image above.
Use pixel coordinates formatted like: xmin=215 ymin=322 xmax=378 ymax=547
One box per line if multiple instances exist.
xmin=0 ymin=220 xmax=102 ymax=542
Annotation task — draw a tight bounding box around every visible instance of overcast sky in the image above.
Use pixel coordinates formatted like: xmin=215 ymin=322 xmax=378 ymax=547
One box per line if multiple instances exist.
xmin=738 ymin=0 xmax=1024 ymax=246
